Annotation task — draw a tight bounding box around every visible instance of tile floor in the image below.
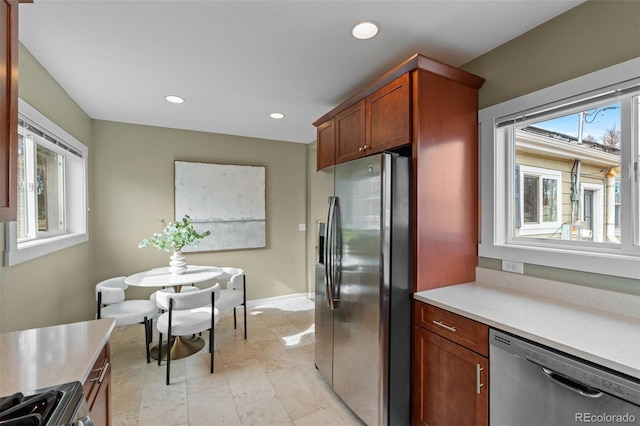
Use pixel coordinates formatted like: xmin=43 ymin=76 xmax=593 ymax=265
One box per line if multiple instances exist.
xmin=109 ymin=296 xmax=364 ymax=425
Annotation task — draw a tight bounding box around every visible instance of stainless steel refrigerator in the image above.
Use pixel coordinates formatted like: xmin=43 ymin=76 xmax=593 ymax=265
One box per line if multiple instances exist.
xmin=315 ymin=153 xmax=411 ymax=426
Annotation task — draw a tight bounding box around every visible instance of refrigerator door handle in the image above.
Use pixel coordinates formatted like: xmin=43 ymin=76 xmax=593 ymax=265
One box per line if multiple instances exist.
xmin=325 ymin=197 xmax=336 ymax=310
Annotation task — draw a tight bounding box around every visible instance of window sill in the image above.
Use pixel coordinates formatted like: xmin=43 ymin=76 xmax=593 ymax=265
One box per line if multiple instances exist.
xmin=478 ymin=242 xmax=640 ymax=280
xmin=4 ymin=232 xmax=88 ymax=266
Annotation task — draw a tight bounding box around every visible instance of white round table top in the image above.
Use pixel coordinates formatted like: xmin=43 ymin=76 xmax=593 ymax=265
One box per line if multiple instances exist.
xmin=124 ymin=265 xmax=223 ymax=288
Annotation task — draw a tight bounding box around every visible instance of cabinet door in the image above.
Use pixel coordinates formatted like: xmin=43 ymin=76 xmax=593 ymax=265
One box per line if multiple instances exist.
xmin=412 ymin=326 xmax=488 ymax=426
xmin=83 ymin=342 xmax=111 ymax=426
xmin=0 ymin=0 xmax=18 ymax=222
xmin=335 ymin=99 xmax=366 ymax=164
xmin=366 ymin=73 xmax=410 ymax=154
xmin=316 ymin=118 xmax=335 ymax=170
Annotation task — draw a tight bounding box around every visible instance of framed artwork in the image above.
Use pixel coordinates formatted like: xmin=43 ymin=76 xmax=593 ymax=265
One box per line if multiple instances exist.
xmin=174 ymin=161 xmax=266 ymax=251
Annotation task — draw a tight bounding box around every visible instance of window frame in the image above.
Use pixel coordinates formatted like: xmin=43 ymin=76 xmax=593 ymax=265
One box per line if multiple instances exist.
xmin=4 ymin=99 xmax=88 ymax=266
xmin=478 ymin=57 xmax=640 ymax=279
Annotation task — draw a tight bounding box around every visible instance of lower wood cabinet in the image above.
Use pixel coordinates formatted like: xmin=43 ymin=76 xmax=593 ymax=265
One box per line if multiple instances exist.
xmin=83 ymin=341 xmax=111 ymax=426
xmin=412 ymin=302 xmax=488 ymax=426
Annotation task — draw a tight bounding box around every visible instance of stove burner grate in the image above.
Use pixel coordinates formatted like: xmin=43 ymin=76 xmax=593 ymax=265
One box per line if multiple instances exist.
xmin=0 ymin=389 xmax=61 ymax=426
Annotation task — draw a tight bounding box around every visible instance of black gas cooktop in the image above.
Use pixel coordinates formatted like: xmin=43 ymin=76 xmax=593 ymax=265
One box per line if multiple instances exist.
xmin=0 ymin=382 xmax=84 ymax=426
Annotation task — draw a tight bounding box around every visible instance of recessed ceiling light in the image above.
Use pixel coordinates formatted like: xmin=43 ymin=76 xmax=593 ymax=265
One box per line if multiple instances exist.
xmin=352 ymin=21 xmax=379 ymax=40
xmin=270 ymin=112 xmax=285 ymax=119
xmin=165 ymin=95 xmax=185 ymax=104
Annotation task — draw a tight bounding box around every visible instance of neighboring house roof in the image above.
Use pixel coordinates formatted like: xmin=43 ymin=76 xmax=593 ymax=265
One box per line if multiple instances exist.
xmin=517 ymin=126 xmax=620 ymax=167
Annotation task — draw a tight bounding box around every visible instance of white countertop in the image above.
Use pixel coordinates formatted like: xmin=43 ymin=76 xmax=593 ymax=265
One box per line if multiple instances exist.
xmin=0 ymin=318 xmax=115 ymax=395
xmin=414 ymin=269 xmax=640 ymax=379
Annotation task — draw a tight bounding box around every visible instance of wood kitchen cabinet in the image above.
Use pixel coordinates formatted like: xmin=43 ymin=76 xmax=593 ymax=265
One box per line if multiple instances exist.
xmin=0 ymin=0 xmax=19 ymax=222
xmin=83 ymin=341 xmax=112 ymax=426
xmin=314 ymin=53 xmax=484 ymax=293
xmin=316 ymin=118 xmax=336 ymax=171
xmin=366 ymin=72 xmax=410 ymax=154
xmin=413 ymin=301 xmax=489 ymax=426
xmin=316 ymin=72 xmax=410 ymax=169
xmin=335 ymin=99 xmax=366 ymax=164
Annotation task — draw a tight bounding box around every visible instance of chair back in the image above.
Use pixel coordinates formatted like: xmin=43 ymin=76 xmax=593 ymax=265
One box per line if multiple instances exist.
xmin=221 ymin=267 xmax=244 ymax=291
xmin=95 ymin=276 xmax=128 ymax=305
xmin=156 ymin=283 xmax=220 ymax=312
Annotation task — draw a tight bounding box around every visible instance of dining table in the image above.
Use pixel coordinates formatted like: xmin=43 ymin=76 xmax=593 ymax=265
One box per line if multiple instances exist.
xmin=125 ymin=265 xmax=224 ymax=361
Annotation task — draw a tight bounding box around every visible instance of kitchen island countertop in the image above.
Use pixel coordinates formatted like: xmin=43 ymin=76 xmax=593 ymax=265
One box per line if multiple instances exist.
xmin=414 ymin=269 xmax=640 ymax=379
xmin=0 ymin=318 xmax=115 ymax=395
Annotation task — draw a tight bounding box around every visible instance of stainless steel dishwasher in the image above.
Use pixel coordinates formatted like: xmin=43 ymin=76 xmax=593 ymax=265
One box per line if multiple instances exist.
xmin=489 ymin=329 xmax=640 ymax=425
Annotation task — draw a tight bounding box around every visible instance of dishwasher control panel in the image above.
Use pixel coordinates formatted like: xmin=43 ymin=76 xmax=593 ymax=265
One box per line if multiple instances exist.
xmin=490 ymin=329 xmax=640 ymax=407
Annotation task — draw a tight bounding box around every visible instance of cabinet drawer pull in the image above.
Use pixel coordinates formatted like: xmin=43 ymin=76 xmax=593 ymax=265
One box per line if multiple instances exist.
xmin=432 ymin=320 xmax=456 ymax=332
xmin=88 ymin=362 xmax=110 ymax=384
xmin=476 ymin=364 xmax=484 ymax=394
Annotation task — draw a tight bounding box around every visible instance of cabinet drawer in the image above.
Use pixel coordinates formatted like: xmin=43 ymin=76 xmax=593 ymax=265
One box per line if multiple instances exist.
xmin=414 ymin=301 xmax=488 ymax=356
xmin=83 ymin=342 xmax=110 ymax=406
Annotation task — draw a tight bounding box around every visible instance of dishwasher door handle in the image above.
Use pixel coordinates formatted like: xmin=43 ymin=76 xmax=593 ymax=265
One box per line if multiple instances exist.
xmin=541 ymin=367 xmax=604 ymax=398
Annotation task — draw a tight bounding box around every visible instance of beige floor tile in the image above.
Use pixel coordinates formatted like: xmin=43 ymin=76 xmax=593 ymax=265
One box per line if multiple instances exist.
xmin=187 ymin=387 xmax=241 ymax=425
xmin=111 ymin=409 xmax=138 ymax=426
xmin=110 ymin=366 xmax=145 ymax=415
xmin=249 ymin=339 xmax=299 ymax=373
xmin=267 ymin=366 xmax=332 ymax=420
xmin=235 ymin=395 xmax=292 ymax=426
xmin=109 ymin=297 xmax=362 ymax=425
xmin=293 ymin=407 xmax=348 ymax=426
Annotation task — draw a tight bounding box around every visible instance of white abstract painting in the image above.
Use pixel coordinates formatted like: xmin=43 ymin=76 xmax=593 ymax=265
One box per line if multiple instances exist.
xmin=175 ymin=161 xmax=266 ymax=251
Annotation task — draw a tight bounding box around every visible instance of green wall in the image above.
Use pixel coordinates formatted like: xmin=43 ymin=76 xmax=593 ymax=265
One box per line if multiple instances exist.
xmin=462 ymin=0 xmax=640 ymax=292
xmin=0 ymin=45 xmax=94 ymax=332
xmin=91 ymin=120 xmax=308 ymax=302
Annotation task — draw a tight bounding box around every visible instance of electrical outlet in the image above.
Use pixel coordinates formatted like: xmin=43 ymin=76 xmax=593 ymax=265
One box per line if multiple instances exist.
xmin=298 ymin=223 xmax=306 ymax=231
xmin=502 ymin=260 xmax=524 ymax=274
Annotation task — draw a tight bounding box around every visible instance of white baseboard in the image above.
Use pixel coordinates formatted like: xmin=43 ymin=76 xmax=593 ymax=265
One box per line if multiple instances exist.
xmin=246 ymin=292 xmax=312 ymax=308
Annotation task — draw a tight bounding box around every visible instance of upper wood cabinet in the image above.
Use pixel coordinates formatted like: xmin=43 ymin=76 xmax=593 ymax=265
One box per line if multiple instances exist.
xmin=0 ymin=0 xmax=19 ymax=222
xmin=313 ymin=53 xmax=485 ymax=294
xmin=316 ymin=72 xmax=410 ymax=170
xmin=366 ymin=72 xmax=410 ymax=153
xmin=316 ymin=118 xmax=336 ymax=171
xmin=335 ymin=99 xmax=366 ymax=164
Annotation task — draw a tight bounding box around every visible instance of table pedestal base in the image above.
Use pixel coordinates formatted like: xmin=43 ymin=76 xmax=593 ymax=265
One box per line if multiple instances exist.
xmin=150 ymin=335 xmax=205 ymax=361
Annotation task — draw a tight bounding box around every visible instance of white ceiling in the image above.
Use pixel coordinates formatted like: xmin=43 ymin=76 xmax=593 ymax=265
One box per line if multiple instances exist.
xmin=19 ymin=0 xmax=584 ymax=144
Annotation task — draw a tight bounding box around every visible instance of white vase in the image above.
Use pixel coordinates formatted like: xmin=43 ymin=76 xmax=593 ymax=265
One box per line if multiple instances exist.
xmin=168 ymin=250 xmax=187 ymax=275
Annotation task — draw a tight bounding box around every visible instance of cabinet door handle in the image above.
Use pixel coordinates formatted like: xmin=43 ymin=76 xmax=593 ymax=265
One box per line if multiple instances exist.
xmin=359 ymin=146 xmax=365 ymax=152
xmin=363 ymin=145 xmax=369 ymax=150
xmin=88 ymin=361 xmax=110 ymax=384
xmin=432 ymin=320 xmax=456 ymax=332
xmin=476 ymin=364 xmax=484 ymax=394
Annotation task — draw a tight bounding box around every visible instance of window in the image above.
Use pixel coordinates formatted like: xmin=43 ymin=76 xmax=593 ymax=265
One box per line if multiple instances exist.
xmin=515 ymin=166 xmax=562 ymax=235
xmin=4 ymin=99 xmax=88 ymax=266
xmin=479 ymin=57 xmax=640 ymax=279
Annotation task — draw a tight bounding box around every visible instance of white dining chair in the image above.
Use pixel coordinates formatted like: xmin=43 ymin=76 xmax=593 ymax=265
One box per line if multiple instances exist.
xmin=155 ymin=283 xmax=221 ymax=385
xmin=95 ymin=276 xmax=159 ymax=363
xmin=216 ymin=267 xmax=247 ymax=339
xmin=149 ymin=285 xmax=199 ymax=307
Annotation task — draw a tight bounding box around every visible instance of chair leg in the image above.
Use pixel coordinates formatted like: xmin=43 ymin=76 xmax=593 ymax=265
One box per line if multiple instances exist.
xmin=233 ymin=307 xmax=237 ymax=329
xmin=209 ymin=326 xmax=214 ymax=374
xmin=243 ymin=304 xmax=247 ymax=340
xmin=158 ymin=333 xmax=163 ymax=366
xmin=166 ymin=329 xmax=172 ymax=385
xmin=243 ymin=277 xmax=247 ymax=339
xmin=144 ymin=316 xmax=150 ymax=364
xmin=166 ymin=303 xmax=173 ymax=385
xmin=243 ymin=278 xmax=247 ymax=339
